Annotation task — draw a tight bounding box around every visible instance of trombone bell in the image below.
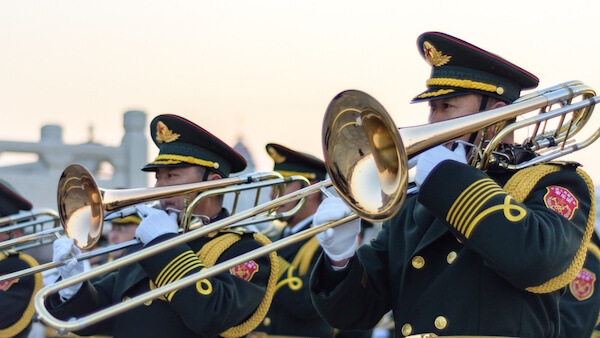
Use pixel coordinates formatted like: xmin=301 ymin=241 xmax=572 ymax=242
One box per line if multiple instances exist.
xmin=57 ymin=164 xmax=103 ymax=250
xmin=323 ymin=90 xmax=408 ymax=221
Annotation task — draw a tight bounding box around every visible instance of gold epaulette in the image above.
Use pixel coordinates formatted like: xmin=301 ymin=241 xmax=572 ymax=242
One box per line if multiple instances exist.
xmin=503 ymin=164 xmax=596 ymax=293
xmin=587 ymin=241 xmax=600 ymax=327
xmin=196 ymin=232 xmax=278 ymax=338
xmin=0 ymin=252 xmax=42 ymax=338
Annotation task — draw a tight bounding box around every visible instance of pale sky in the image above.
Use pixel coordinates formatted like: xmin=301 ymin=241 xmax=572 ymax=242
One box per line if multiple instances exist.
xmin=2 ymin=0 xmax=600 ymax=183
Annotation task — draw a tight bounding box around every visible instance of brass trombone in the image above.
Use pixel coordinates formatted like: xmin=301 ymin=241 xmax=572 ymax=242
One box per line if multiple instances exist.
xmin=0 ymin=208 xmax=61 ymax=252
xmin=34 ymin=80 xmax=600 ymax=332
xmin=0 ymin=172 xmax=310 ymax=283
xmin=58 ymin=167 xmax=292 ymax=250
xmin=39 ymin=180 xmax=342 ymax=334
xmin=323 ymin=81 xmax=598 ymax=219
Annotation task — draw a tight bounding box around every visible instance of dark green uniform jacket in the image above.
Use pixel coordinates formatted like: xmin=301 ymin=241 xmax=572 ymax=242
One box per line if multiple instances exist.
xmin=46 ymin=209 xmax=273 ymax=338
xmin=0 ymin=251 xmax=42 ymax=338
xmin=559 ymin=231 xmax=600 ymax=338
xmin=310 ymin=161 xmax=594 ymax=337
xmin=254 ymin=218 xmax=335 ymax=337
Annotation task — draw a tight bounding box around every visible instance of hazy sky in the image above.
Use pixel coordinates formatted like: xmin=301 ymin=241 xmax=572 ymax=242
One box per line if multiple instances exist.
xmin=2 ymin=0 xmax=600 ymax=183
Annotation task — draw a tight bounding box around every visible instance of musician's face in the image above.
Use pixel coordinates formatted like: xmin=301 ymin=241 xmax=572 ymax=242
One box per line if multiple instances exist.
xmin=428 ymin=94 xmax=507 ymax=150
xmin=154 ymin=166 xmax=204 ymax=213
xmin=0 ymin=229 xmax=21 ymax=242
xmin=108 ymin=222 xmax=138 ymax=259
xmin=428 ymin=94 xmax=481 ymax=149
xmin=271 ymin=180 xmax=304 ymax=215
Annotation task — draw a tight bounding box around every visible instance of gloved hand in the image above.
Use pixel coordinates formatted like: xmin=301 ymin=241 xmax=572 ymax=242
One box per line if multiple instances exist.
xmin=414 ymin=144 xmax=467 ymax=187
xmin=314 ymin=197 xmax=361 ymax=262
xmin=53 ymin=237 xmax=85 ymax=300
xmin=135 ymin=204 xmax=179 ymax=245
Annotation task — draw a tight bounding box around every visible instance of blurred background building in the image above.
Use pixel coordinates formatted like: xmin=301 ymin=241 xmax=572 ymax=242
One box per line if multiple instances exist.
xmin=0 ymin=110 xmax=148 ymax=211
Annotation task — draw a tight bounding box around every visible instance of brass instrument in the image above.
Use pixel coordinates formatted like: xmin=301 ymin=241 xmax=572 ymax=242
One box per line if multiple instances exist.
xmin=33 ymin=80 xmax=600 ymax=333
xmin=0 ymin=208 xmax=60 ymax=252
xmin=324 ymin=81 xmax=598 ymax=220
xmin=179 ymin=176 xmax=311 ymax=232
xmin=0 ymin=171 xmax=309 ymax=282
xmin=58 ymin=166 xmax=293 ymax=250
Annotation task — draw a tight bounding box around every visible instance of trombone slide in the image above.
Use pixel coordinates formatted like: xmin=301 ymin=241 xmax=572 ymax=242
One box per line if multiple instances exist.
xmin=34 ymin=180 xmax=334 ymax=331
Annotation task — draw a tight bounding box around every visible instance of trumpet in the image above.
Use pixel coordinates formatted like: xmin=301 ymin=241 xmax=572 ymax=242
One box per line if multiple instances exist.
xmin=34 ymin=80 xmax=600 ymax=332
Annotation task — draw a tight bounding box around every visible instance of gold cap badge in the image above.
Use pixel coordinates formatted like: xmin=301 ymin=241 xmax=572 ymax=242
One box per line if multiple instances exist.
xmin=267 ymin=146 xmax=286 ymax=164
xmin=155 ymin=121 xmax=180 ymax=144
xmin=423 ymin=41 xmax=451 ymax=67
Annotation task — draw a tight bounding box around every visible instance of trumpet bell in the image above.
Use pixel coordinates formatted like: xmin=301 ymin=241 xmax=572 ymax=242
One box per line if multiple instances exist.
xmin=323 ymin=90 xmax=408 ymax=222
xmin=57 ymin=164 xmax=104 ymax=250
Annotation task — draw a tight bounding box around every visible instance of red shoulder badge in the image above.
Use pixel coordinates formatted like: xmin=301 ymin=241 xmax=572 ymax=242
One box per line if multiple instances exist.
xmin=543 ymin=186 xmax=578 ymax=220
xmin=570 ymin=268 xmax=595 ymax=300
xmin=230 ymin=260 xmax=259 ymax=282
xmin=0 ymin=277 xmax=19 ymax=291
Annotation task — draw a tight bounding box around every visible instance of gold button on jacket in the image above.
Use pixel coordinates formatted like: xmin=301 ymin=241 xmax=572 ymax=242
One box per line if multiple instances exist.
xmin=446 ymin=251 xmax=457 ymax=264
xmin=411 ymin=256 xmax=425 ymax=269
xmin=434 ymin=316 xmax=448 ymax=330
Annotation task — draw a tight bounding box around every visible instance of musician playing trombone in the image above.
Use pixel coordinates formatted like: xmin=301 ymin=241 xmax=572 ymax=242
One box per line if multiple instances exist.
xmin=46 ymin=114 xmax=277 ymax=338
xmin=0 ymin=179 xmax=41 ymax=338
xmin=309 ymin=31 xmax=596 ymax=337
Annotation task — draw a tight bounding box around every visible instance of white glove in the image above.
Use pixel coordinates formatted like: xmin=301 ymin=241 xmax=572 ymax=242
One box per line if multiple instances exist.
xmin=314 ymin=197 xmax=361 ymax=262
xmin=414 ymin=144 xmax=467 ymax=187
xmin=53 ymin=237 xmax=85 ymax=300
xmin=135 ymin=205 xmax=179 ymax=245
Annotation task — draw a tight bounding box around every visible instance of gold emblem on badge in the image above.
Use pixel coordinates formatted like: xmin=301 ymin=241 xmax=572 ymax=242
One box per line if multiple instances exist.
xmin=423 ymin=41 xmax=451 ymax=67
xmin=267 ymin=146 xmax=286 ymax=164
xmin=155 ymin=121 xmax=181 ymax=143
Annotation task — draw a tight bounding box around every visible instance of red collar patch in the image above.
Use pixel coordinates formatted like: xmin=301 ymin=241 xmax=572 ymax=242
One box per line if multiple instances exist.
xmin=570 ymin=268 xmax=595 ymax=301
xmin=543 ymin=186 xmax=578 ymax=220
xmin=230 ymin=260 xmax=259 ymax=282
xmin=0 ymin=277 xmax=19 ymax=291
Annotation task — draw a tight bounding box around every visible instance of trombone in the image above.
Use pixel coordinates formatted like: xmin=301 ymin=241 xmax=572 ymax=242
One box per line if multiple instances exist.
xmin=0 ymin=172 xmax=310 ymax=283
xmin=180 ymin=176 xmax=311 ymax=232
xmin=0 ymin=208 xmax=61 ymax=252
xmin=58 ymin=168 xmax=291 ymax=250
xmin=34 ymin=80 xmax=600 ymax=332
xmin=102 ymin=173 xmax=311 ymax=233
xmin=37 ymin=180 xmax=343 ymax=333
xmin=323 ymin=81 xmax=598 ymax=219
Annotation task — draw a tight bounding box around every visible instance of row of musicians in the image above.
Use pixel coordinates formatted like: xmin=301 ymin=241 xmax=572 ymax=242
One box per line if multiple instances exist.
xmin=2 ymin=30 xmax=600 ymax=338
xmin=0 ymin=118 xmax=378 ymax=338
